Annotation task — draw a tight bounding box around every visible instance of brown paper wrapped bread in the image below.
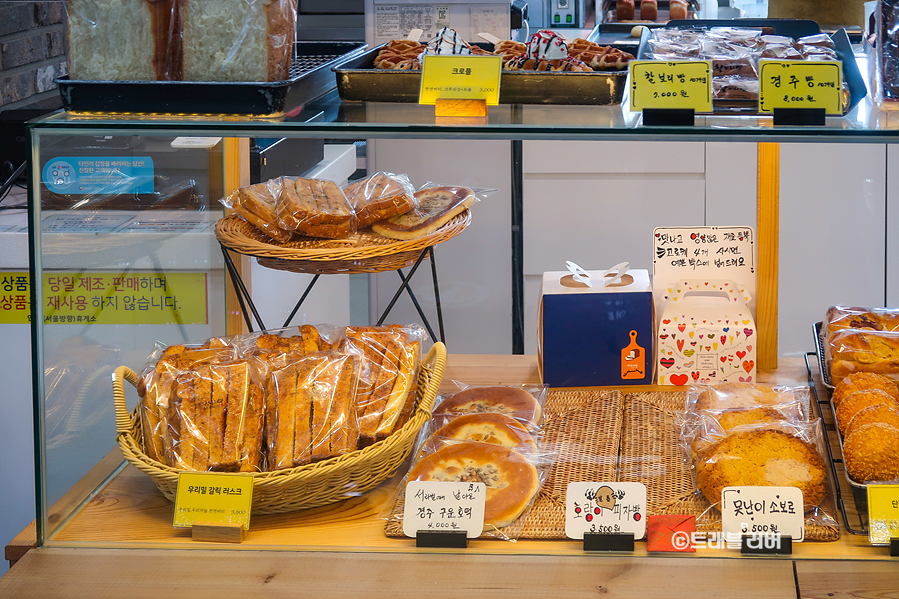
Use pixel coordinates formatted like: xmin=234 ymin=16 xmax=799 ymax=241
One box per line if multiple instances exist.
xmin=343 ymin=173 xmax=416 ymax=228
xmin=277 ymin=177 xmax=355 ymax=239
xmin=372 ymin=185 xmax=475 ymax=240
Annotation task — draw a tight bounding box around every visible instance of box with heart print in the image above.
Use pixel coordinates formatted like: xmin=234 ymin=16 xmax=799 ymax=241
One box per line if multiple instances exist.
xmin=656 ymin=280 xmax=756 ymax=385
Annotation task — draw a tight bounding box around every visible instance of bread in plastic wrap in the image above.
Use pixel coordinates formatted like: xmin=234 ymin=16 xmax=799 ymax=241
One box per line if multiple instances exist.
xmin=277 ymin=177 xmax=356 ymax=239
xmin=343 ymin=172 xmax=416 ymax=228
xmin=433 ymin=385 xmax=545 ymax=426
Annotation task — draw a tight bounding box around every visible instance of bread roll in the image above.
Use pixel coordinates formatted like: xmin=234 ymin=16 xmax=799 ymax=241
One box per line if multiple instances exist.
xmin=845 ymin=403 xmax=899 ymax=436
xmin=182 ymin=0 xmax=296 ymax=82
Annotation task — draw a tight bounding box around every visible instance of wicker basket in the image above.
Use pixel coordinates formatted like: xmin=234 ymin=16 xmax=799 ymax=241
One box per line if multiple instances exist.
xmin=215 ymin=212 xmax=471 ymax=274
xmin=112 ymin=342 xmax=446 ymax=514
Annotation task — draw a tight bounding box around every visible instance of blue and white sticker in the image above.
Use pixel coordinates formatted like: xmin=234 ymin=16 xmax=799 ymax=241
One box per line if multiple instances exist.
xmin=42 ymin=156 xmax=155 ymax=195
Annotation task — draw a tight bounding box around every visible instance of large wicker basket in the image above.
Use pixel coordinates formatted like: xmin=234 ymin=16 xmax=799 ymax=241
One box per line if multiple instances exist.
xmin=215 ymin=212 xmax=471 ymax=274
xmin=112 ymin=342 xmax=446 ymax=514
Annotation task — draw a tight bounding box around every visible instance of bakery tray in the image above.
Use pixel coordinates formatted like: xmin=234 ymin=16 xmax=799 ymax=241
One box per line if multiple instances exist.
xmin=56 ymin=42 xmax=367 ymax=116
xmin=334 ymin=37 xmax=648 ymax=106
xmin=599 ymin=0 xmax=699 ymax=32
xmin=638 ymin=20 xmax=867 ymax=115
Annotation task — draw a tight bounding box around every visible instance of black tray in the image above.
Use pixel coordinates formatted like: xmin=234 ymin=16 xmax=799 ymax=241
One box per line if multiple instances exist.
xmin=56 ymin=42 xmax=367 ymax=116
xmin=334 ymin=33 xmax=649 ymax=106
xmin=637 ymin=20 xmax=867 ymax=114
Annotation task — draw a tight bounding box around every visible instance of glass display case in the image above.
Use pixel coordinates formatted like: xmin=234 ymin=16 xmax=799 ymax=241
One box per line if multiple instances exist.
xmin=18 ymin=85 xmax=899 ymax=589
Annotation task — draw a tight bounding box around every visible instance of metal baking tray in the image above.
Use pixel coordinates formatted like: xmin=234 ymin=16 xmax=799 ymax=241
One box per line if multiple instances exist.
xmin=637 ymin=20 xmax=867 ymax=114
xmin=56 ymin=42 xmax=367 ymax=116
xmin=334 ymin=36 xmax=648 ymax=106
xmin=599 ymin=0 xmax=699 ymax=32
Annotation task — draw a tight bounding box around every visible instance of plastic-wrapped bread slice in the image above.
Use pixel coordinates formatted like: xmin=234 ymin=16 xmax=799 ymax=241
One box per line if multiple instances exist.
xmin=268 ymin=361 xmax=302 ymax=470
xmin=307 ymin=351 xmax=360 ymax=462
xmin=371 ymin=185 xmax=475 ymax=240
xmin=222 ymin=179 xmax=294 ymax=243
xmin=276 ymin=176 xmax=355 ymax=239
xmin=342 ymin=172 xmax=416 ymax=228
xmin=374 ymin=338 xmax=420 ymax=441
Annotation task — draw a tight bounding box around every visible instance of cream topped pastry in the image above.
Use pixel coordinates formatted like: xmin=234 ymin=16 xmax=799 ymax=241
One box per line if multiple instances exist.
xmin=422 ymin=26 xmax=473 ymax=56
xmin=527 ymin=29 xmax=568 ymax=60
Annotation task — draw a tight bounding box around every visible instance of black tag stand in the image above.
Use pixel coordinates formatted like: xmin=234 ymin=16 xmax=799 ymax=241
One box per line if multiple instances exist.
xmin=416 ymin=530 xmax=468 ymax=548
xmin=741 ymin=534 xmax=793 ymax=555
xmin=773 ymin=107 xmax=826 ymax=126
xmin=583 ymin=533 xmax=635 ymax=552
xmin=891 ymin=538 xmax=899 ymax=557
xmin=642 ymin=108 xmax=695 ymax=126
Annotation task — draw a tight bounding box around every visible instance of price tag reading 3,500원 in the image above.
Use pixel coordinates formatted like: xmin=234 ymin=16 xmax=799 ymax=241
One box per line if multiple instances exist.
xmin=419 ymin=55 xmax=502 ymax=105
xmin=403 ymin=481 xmax=486 ymax=538
xmin=173 ymin=472 xmax=254 ymax=530
xmin=629 ymin=60 xmax=713 ymax=112
xmin=758 ymin=60 xmax=843 ymax=115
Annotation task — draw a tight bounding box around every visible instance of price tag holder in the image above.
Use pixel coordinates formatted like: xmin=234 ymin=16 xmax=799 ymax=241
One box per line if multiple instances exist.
xmin=403 ymin=481 xmax=486 ymax=540
xmin=419 ymin=55 xmax=502 ymax=114
xmin=866 ymin=484 xmax=899 ymax=546
xmin=629 ymin=60 xmax=713 ymax=114
xmin=758 ymin=60 xmax=842 ymax=116
xmin=565 ymin=482 xmax=647 ymax=542
xmin=720 ymin=486 xmax=804 ymax=544
xmin=173 ymin=472 xmax=253 ymax=531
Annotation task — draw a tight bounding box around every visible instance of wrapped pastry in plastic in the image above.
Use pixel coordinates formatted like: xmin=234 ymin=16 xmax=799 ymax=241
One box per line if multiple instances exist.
xmin=795 ymin=33 xmax=835 ymax=50
xmin=687 ymin=382 xmax=810 ymax=412
xmin=415 ymin=412 xmax=541 ymax=461
xmin=342 ymin=172 xmax=417 ymax=229
xmin=168 ymin=357 xmax=266 ymax=472
xmin=825 ymin=305 xmax=899 ymax=338
xmin=276 ymin=176 xmax=356 ymax=239
xmin=242 ymin=324 xmax=340 ymax=363
xmin=266 ymin=350 xmax=360 ymax=469
xmin=828 ymin=328 xmax=899 ymax=381
xmin=706 ymin=27 xmax=762 ymax=48
xmin=341 ymin=324 xmax=426 ymax=447
xmin=220 ymin=179 xmax=294 ymax=243
xmin=433 ymin=383 xmax=548 ymax=426
xmin=713 ymin=76 xmax=759 ymax=100
xmin=699 ymin=39 xmax=757 ymax=78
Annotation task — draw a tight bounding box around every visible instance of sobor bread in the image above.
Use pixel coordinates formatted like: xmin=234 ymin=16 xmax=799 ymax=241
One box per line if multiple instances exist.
xmin=407 ymin=442 xmax=540 ymax=528
xmin=372 ymin=186 xmax=475 ymax=240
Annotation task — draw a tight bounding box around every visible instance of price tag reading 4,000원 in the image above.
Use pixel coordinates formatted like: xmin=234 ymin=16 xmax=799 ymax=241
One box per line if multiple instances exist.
xmin=630 ymin=60 xmax=713 ymax=112
xmin=403 ymin=481 xmax=486 ymax=538
xmin=758 ymin=60 xmax=842 ymax=115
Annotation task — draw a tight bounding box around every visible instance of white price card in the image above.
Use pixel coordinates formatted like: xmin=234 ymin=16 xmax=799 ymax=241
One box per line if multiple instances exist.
xmin=721 ymin=486 xmax=804 ymax=542
xmin=565 ymin=482 xmax=647 ymax=540
xmin=403 ymin=481 xmax=486 ymax=538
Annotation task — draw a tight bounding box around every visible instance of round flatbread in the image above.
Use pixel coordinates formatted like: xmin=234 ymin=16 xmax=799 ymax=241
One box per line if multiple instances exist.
xmin=425 ymin=413 xmax=536 ymax=451
xmin=371 ymin=186 xmax=475 ymax=240
xmin=407 ymin=442 xmax=539 ymax=528
xmin=434 ymin=386 xmax=542 ymax=425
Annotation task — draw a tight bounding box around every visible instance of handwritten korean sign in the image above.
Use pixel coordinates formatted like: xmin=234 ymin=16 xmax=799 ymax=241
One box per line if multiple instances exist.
xmin=758 ymin=60 xmax=842 ymax=115
xmin=629 ymin=61 xmax=713 ymax=112
xmin=565 ymin=482 xmax=647 ymax=539
xmin=721 ymin=486 xmax=805 ymax=542
xmin=419 ymin=55 xmax=502 ymax=105
xmin=0 ymin=271 xmax=208 ymax=325
xmin=867 ymin=484 xmax=899 ymax=545
xmin=403 ymin=481 xmax=486 ymax=538
xmin=653 ymin=226 xmax=755 ymax=278
xmin=173 ymin=472 xmax=254 ymax=529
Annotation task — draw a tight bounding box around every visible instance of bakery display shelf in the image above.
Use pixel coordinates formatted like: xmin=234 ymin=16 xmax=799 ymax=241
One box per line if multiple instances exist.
xmin=638 ymin=21 xmax=867 ymax=115
xmin=111 ymin=342 xmax=446 ymax=515
xmin=804 ymin=348 xmax=869 ymax=536
xmin=56 ymin=41 xmax=367 ymax=117
xmin=599 ymin=0 xmax=699 ymax=32
xmin=333 ymin=34 xmax=649 ymax=106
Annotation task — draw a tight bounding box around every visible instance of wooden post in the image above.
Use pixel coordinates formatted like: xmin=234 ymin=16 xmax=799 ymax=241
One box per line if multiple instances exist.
xmin=757 ymin=143 xmax=779 ymax=370
xmin=221 ymin=138 xmax=251 ymax=336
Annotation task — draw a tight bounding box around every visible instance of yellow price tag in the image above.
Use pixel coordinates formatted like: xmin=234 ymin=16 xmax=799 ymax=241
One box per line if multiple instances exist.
xmin=419 ymin=55 xmax=502 ymax=105
xmin=758 ymin=60 xmax=842 ymax=115
xmin=629 ymin=60 xmax=713 ymax=112
xmin=173 ymin=472 xmax=254 ymax=530
xmin=867 ymin=484 xmax=899 ymax=545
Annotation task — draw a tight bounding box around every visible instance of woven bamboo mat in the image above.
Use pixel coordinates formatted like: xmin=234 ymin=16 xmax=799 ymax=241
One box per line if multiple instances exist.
xmin=622 ymin=392 xmax=841 ymax=542
xmin=384 ymin=388 xmax=623 ymax=540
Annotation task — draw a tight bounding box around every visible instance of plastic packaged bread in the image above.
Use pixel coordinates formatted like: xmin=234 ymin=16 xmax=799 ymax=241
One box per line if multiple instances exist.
xmin=688 ymin=382 xmax=809 ymax=412
xmin=222 ymin=179 xmax=294 ymax=243
xmin=266 ymin=350 xmax=360 ymax=469
xmin=433 ymin=385 xmax=546 ymax=426
xmin=276 ymin=177 xmax=356 ymax=239
xmin=371 ymin=185 xmax=475 ymax=240
xmin=342 ymin=172 xmax=416 ymax=228
xmin=341 ymin=325 xmax=425 ymax=447
xmin=828 ymin=329 xmax=899 ymax=380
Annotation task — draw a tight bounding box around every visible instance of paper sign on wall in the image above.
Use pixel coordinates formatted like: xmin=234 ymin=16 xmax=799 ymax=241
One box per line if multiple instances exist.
xmin=565 ymin=482 xmax=647 ymax=539
xmin=403 ymin=481 xmax=486 ymax=538
xmin=720 ymin=486 xmax=805 ymax=542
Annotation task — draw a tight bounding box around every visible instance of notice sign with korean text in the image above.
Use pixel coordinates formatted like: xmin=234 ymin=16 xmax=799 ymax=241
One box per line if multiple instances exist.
xmin=629 ymin=61 xmax=713 ymax=112
xmin=758 ymin=60 xmax=842 ymax=115
xmin=565 ymin=482 xmax=647 ymax=539
xmin=0 ymin=271 xmax=208 ymax=325
xmin=867 ymin=484 xmax=899 ymax=545
xmin=419 ymin=55 xmax=502 ymax=105
xmin=721 ymin=487 xmax=805 ymax=542
xmin=173 ymin=472 xmax=253 ymax=530
xmin=403 ymin=481 xmax=486 ymax=538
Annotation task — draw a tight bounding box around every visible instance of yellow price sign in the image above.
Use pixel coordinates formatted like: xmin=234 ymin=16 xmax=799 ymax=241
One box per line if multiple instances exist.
xmin=629 ymin=60 xmax=713 ymax=112
xmin=867 ymin=484 xmax=899 ymax=546
xmin=758 ymin=60 xmax=842 ymax=115
xmin=173 ymin=472 xmax=254 ymax=530
xmin=419 ymin=55 xmax=503 ymax=105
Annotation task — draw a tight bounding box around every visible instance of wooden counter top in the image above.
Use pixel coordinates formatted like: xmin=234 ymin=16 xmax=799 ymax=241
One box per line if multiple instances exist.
xmin=2 ymin=354 xmax=897 ymax=598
